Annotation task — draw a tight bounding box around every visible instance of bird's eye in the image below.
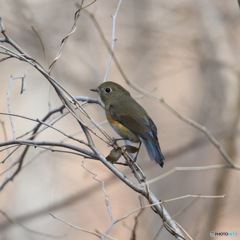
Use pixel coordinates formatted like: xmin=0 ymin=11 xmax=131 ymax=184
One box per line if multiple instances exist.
xmin=105 ymin=88 xmax=112 ymax=93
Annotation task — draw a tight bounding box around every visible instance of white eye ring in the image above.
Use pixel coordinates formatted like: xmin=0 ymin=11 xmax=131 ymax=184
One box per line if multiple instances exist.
xmin=105 ymin=88 xmax=112 ymax=93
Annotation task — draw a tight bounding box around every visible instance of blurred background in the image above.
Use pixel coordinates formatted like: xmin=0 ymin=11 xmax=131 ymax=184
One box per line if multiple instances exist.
xmin=0 ymin=0 xmax=240 ymax=239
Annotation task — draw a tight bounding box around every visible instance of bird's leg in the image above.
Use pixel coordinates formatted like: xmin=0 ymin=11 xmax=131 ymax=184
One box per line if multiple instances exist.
xmin=133 ymin=142 xmax=142 ymax=162
xmin=108 ymin=137 xmax=129 ymax=146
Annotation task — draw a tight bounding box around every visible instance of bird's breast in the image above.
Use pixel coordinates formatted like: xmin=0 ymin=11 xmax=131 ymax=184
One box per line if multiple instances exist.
xmin=106 ymin=111 xmax=140 ymax=143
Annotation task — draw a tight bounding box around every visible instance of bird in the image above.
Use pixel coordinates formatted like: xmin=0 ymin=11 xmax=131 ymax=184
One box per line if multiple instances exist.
xmin=91 ymin=81 xmax=165 ymax=167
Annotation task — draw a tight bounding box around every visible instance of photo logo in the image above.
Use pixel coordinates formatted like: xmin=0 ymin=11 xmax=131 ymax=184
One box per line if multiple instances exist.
xmin=210 ymin=231 xmax=238 ymax=237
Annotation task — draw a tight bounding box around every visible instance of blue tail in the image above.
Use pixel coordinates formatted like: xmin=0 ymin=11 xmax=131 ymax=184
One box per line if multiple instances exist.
xmin=140 ymin=137 xmax=165 ymax=167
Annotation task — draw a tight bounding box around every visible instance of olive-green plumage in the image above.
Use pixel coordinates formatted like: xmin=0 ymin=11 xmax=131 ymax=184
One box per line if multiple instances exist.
xmin=91 ymin=82 xmax=165 ymax=167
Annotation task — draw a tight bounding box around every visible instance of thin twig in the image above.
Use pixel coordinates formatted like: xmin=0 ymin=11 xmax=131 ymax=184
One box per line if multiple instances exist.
xmin=81 ymin=162 xmax=115 ymax=239
xmin=146 ymin=165 xmax=233 ymax=185
xmin=161 ymin=194 xmax=226 ymax=204
xmin=49 ymin=213 xmax=109 ymax=239
xmin=173 ymin=221 xmax=193 ymax=240
xmin=103 ymin=0 xmax=122 ymax=82
xmin=129 ymin=196 xmax=145 ymax=240
xmin=0 ymin=55 xmax=14 ymax=62
xmin=0 ymin=145 xmax=21 ymax=164
xmin=0 ymin=17 xmax=28 ymax=54
xmin=0 ymin=210 xmax=62 ymax=238
xmin=154 ymin=198 xmax=199 ymax=240
xmin=0 ymin=139 xmax=96 ymax=158
xmin=31 ymin=26 xmax=49 ymax=66
xmin=0 ymin=112 xmax=87 ymax=145
xmin=48 ymin=0 xmax=84 ymax=73
xmin=7 ymin=75 xmax=28 ymax=139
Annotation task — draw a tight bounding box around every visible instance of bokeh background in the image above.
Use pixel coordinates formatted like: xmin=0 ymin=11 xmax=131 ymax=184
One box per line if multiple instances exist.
xmin=0 ymin=0 xmax=240 ymax=239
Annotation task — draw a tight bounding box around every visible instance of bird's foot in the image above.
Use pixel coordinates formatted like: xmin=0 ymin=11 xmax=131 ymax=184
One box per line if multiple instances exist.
xmin=108 ymin=137 xmax=128 ymax=147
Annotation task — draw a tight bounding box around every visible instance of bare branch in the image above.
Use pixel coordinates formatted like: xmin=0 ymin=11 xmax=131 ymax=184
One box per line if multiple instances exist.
xmin=7 ymin=75 xmax=28 ymax=139
xmin=48 ymin=0 xmax=84 ymax=73
xmin=0 ymin=145 xmax=21 ymax=164
xmin=49 ymin=213 xmax=113 ymax=240
xmin=0 ymin=139 xmax=96 ymax=158
xmin=0 ymin=17 xmax=28 ymax=54
xmin=124 ymin=196 xmax=145 ymax=240
xmin=103 ymin=0 xmax=122 ymax=82
xmin=81 ymin=162 xmax=115 ymax=239
xmin=0 ymin=112 xmax=87 ymax=145
xmin=147 ymin=165 xmax=235 ymax=185
xmin=161 ymin=194 xmax=226 ymax=204
xmin=31 ymin=26 xmax=49 ymax=67
xmin=0 ymin=139 xmax=96 ymax=190
xmin=0 ymin=210 xmax=61 ymax=238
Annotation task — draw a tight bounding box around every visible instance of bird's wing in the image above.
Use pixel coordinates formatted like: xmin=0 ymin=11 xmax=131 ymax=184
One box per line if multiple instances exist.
xmin=109 ymin=106 xmax=159 ymax=146
xmin=147 ymin=116 xmax=159 ymax=143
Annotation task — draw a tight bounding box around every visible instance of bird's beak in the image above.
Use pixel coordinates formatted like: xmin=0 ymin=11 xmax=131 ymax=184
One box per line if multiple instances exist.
xmin=90 ymin=88 xmax=99 ymax=92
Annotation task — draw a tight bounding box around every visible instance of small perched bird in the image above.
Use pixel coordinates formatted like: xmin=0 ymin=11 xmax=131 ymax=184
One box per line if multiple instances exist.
xmin=91 ymin=82 xmax=165 ymax=167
